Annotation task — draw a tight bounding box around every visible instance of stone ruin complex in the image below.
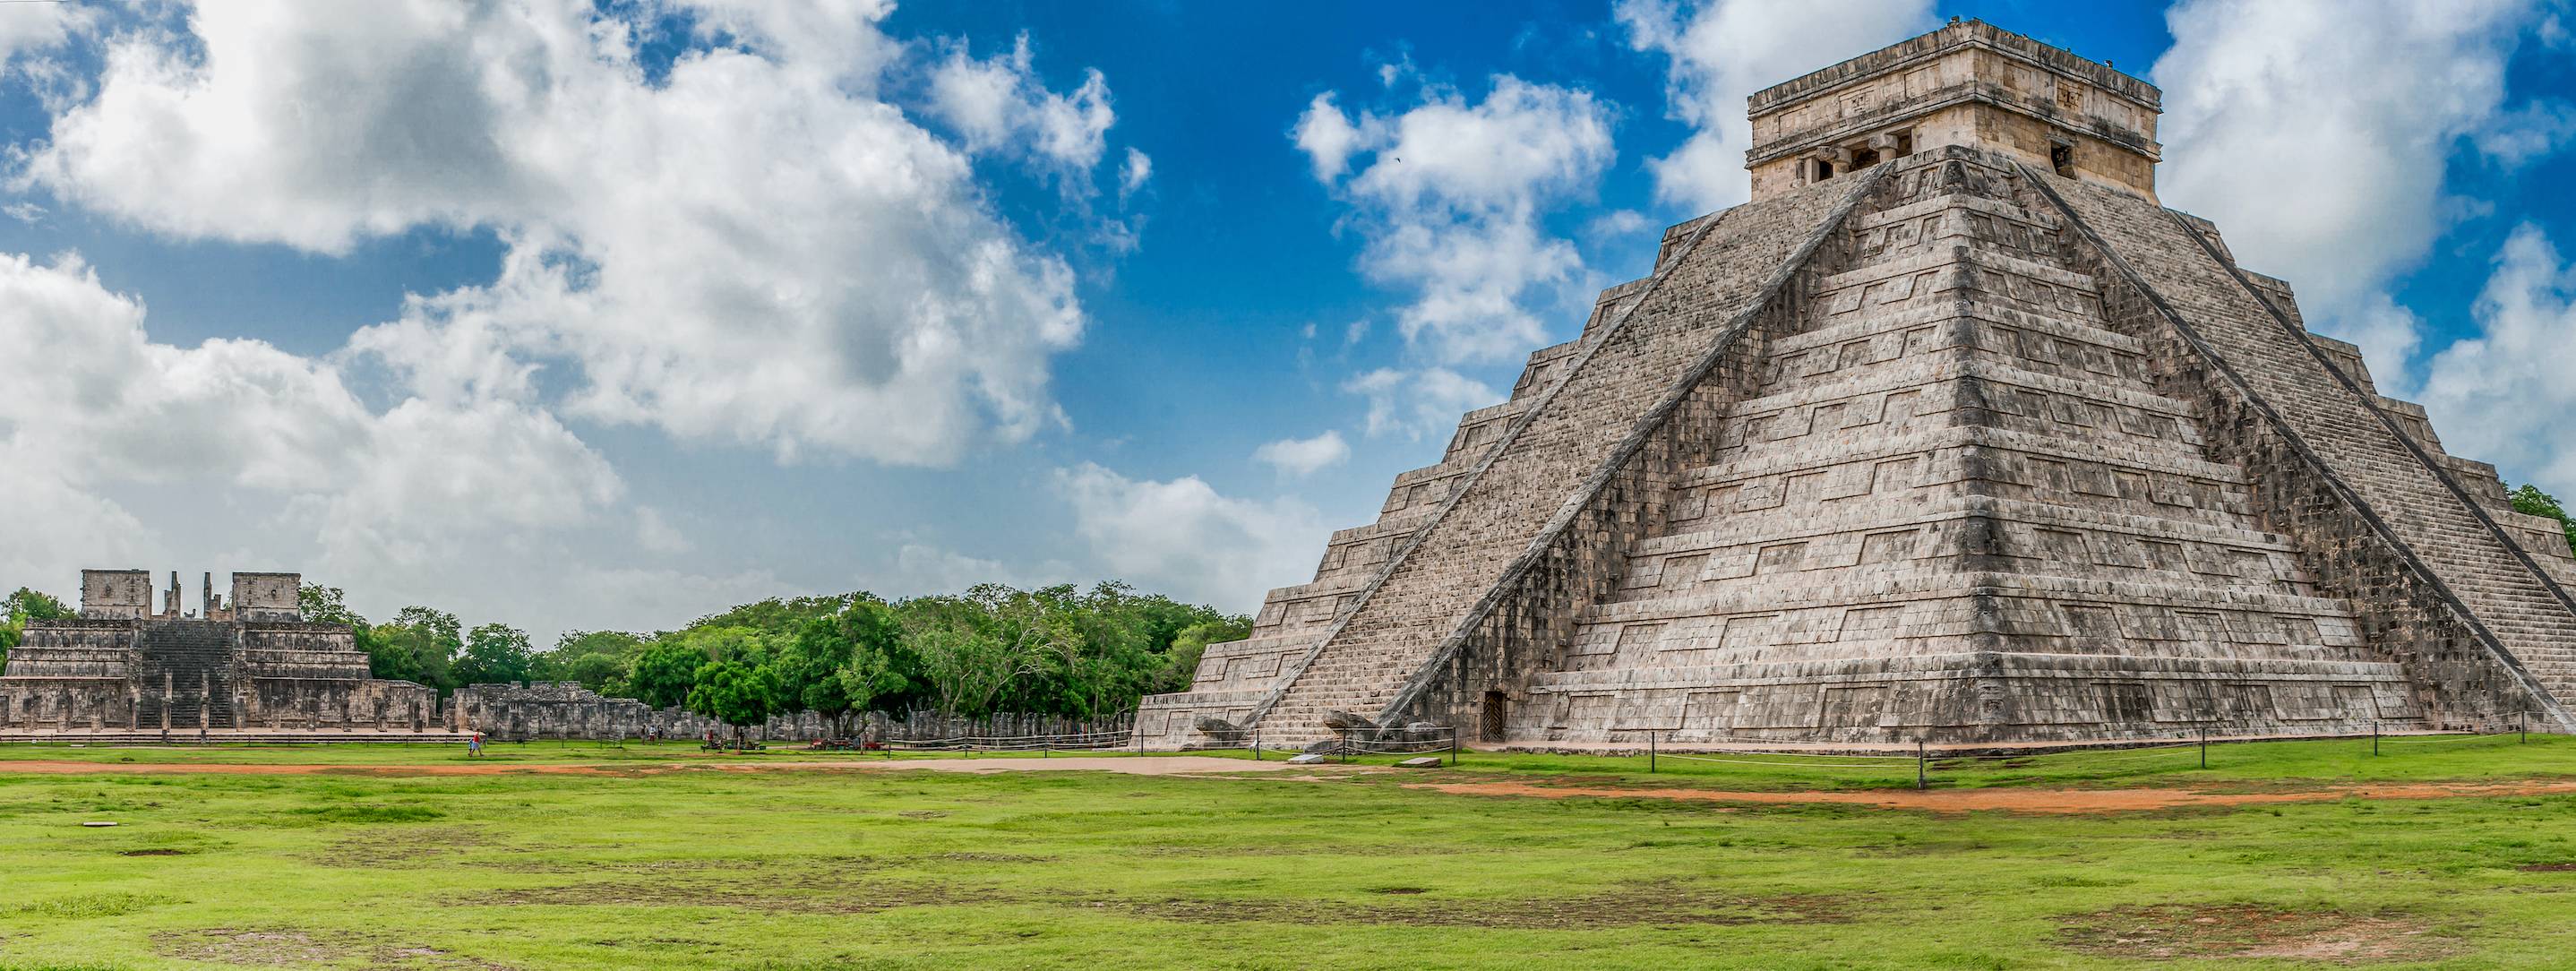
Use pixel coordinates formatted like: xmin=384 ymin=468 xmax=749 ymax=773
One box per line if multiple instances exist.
xmin=1137 ymin=20 xmax=2576 ymax=751
xmin=0 ymin=570 xmax=445 ymax=738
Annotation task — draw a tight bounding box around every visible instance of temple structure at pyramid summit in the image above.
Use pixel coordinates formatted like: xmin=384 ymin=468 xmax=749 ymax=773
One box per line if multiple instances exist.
xmin=1133 ymin=20 xmax=2576 ymax=751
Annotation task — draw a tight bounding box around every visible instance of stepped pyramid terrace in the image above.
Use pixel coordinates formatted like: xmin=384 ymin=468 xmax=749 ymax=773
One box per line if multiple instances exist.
xmin=1134 ymin=20 xmax=2576 ymax=751
xmin=0 ymin=570 xmax=447 ymax=740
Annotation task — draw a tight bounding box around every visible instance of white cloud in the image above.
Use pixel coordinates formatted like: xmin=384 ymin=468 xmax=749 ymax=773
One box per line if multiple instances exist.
xmin=0 ymin=0 xmax=95 ymax=67
xmin=1586 ymin=208 xmax=1649 ymax=239
xmin=2153 ymin=0 xmax=2553 ymax=384
xmin=0 ymin=250 xmax=687 ymax=642
xmin=925 ymin=31 xmax=1116 ymax=183
xmin=21 ymin=0 xmax=1105 ymax=466
xmin=2474 ymin=99 xmax=2576 ymax=166
xmin=1253 ymin=431 xmax=1351 ymax=476
xmin=3 ymin=202 xmax=41 ymax=224
xmin=1292 ymin=92 xmax=1364 ymax=181
xmin=1118 ymin=146 xmax=1152 ymax=198
xmin=2420 ymin=224 xmax=2576 ymax=494
xmin=1344 ymin=367 xmax=1501 ymax=441
xmin=1295 ymin=74 xmax=1616 ymax=366
xmin=883 ymin=543 xmax=1077 ymax=597
xmin=0 ymin=3 xmax=1154 ymax=639
xmin=1055 ymin=462 xmax=1329 ymax=612
xmin=1616 ymin=0 xmax=1936 ymax=212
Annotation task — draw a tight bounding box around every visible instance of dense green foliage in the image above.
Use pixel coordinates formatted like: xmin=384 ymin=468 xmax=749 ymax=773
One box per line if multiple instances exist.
xmin=2511 ymin=483 xmax=2576 ymax=554
xmin=0 ymin=587 xmax=72 ymax=658
xmin=13 ymin=574 xmax=1239 ymax=723
xmin=4 ymin=739 xmax=2576 ymax=968
xmin=268 ymin=580 xmax=1248 ymax=723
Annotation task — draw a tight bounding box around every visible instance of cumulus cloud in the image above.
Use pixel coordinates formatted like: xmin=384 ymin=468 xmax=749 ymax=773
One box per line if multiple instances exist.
xmin=1616 ymin=0 xmax=1936 ymax=212
xmin=1055 ymin=462 xmax=1330 ymax=612
xmin=2153 ymin=0 xmax=2555 ymax=383
xmin=0 ymin=1 xmax=1154 ymax=638
xmin=1344 ymin=367 xmax=1501 ymax=441
xmin=925 ymin=31 xmax=1116 ymax=183
xmin=0 ymin=251 xmax=657 ymax=640
xmin=1292 ymin=92 xmax=1365 ymax=181
xmin=1118 ymin=147 xmax=1153 ymax=199
xmin=20 ymin=0 xmax=1111 ymax=466
xmin=1295 ymin=74 xmax=1615 ymax=369
xmin=1253 ymin=431 xmax=1351 ymax=477
xmin=0 ymin=0 xmax=95 ymax=67
xmin=2419 ymin=225 xmax=2576 ymax=494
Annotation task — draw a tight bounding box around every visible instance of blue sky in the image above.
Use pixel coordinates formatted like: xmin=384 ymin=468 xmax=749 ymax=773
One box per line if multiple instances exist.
xmin=1 ymin=0 xmax=2570 ymax=643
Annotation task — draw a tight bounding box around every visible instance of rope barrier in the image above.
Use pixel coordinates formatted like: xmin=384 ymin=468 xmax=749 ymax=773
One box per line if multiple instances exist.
xmin=1656 ymin=752 xmax=1913 ymax=770
xmin=2379 ymin=732 xmax=2513 ymax=746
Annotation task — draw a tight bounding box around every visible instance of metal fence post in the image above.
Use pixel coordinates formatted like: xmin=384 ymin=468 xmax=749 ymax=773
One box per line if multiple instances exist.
xmin=2199 ymin=727 xmax=2208 ymax=769
xmin=2372 ymin=720 xmax=2380 ymax=757
xmin=1916 ymin=739 xmax=1926 ymax=791
xmin=1648 ymin=731 xmax=1657 ymax=774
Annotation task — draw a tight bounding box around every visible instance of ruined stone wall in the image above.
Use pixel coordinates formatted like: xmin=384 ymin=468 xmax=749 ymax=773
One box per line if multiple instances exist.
xmin=240 ymin=678 xmax=439 ymax=731
xmin=451 ymin=683 xmax=1138 ymax=743
xmin=228 ymin=573 xmax=302 ymax=622
xmin=79 ymin=571 xmax=152 ymax=620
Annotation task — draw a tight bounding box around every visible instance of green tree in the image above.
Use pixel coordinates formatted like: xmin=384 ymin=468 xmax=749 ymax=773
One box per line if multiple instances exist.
xmin=688 ymin=595 xmax=863 ymax=638
xmin=827 ymin=597 xmax=920 ymax=717
xmin=532 ymin=630 xmax=646 ymax=692
xmin=900 ymin=585 xmax=1065 ymax=717
xmin=684 ymin=658 xmax=779 ymax=746
xmin=1162 ymin=618 xmax=1249 ymax=693
xmin=626 ymin=641 xmax=706 ymax=709
xmin=1 ymin=587 xmax=73 ymax=657
xmin=297 ymin=584 xmax=365 ymax=627
xmin=454 ymin=623 xmax=536 ymax=686
xmin=367 ymin=606 xmax=463 ymax=694
xmin=2511 ymin=484 xmax=2576 ymax=555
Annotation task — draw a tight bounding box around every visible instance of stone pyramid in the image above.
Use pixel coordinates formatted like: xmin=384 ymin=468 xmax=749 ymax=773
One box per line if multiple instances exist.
xmin=1136 ymin=21 xmax=2576 ymax=749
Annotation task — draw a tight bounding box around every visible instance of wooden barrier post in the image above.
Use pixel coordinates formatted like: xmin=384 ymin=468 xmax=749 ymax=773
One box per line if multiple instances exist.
xmin=2199 ymin=727 xmax=2208 ymax=769
xmin=1648 ymin=731 xmax=1657 ymax=774
xmin=1916 ymin=739 xmax=1927 ymax=791
xmin=2372 ymin=720 xmax=2380 ymax=757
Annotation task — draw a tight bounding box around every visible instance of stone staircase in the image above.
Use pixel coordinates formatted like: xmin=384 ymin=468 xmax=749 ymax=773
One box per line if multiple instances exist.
xmin=1237 ymin=171 xmax=1890 ymax=746
xmin=2030 ymin=168 xmax=2576 ymax=726
xmin=134 ymin=621 xmax=238 ymax=730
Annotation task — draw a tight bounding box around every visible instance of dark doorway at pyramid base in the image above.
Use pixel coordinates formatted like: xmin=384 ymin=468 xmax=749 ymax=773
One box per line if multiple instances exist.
xmin=1502 ymin=653 xmax=2442 ymax=747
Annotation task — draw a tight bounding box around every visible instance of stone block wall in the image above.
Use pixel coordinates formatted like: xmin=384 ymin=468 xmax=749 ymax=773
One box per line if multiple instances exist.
xmin=2025 ymin=164 xmax=2576 ymax=731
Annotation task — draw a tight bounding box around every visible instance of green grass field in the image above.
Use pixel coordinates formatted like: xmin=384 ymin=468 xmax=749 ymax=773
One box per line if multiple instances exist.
xmin=4 ymin=737 xmax=2575 ymax=970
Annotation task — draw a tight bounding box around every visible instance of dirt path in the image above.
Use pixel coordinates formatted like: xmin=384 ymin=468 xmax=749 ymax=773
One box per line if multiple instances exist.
xmin=9 ymin=756 xmax=2574 ymax=812
xmin=1405 ymin=778 xmax=2576 ymax=813
xmin=0 ymin=755 xmax=1321 ymax=778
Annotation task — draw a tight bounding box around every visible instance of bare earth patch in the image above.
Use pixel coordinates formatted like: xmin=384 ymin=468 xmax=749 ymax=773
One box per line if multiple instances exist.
xmin=1105 ymin=882 xmax=1848 ymax=930
xmin=0 ymin=755 xmax=1323 ymax=778
xmin=2055 ymin=905 xmax=2450 ymax=963
xmin=494 ymin=874 xmax=997 ymax=914
xmin=1405 ymin=778 xmax=2576 ymax=814
xmin=2518 ymin=863 xmax=2576 ymax=872
xmin=307 ymin=826 xmax=491 ymax=870
xmin=154 ymin=928 xmax=349 ymax=965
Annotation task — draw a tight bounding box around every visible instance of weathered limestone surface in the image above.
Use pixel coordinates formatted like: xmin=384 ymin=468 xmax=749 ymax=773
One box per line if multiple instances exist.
xmin=0 ymin=570 xmax=443 ymax=736
xmin=1135 ymin=21 xmax=2576 ymax=750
